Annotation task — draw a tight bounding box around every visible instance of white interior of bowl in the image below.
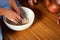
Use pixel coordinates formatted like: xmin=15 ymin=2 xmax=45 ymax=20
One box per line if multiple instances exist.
xmin=3 ymin=7 xmax=35 ymax=31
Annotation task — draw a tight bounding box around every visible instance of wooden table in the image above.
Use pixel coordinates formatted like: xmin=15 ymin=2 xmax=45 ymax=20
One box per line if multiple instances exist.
xmin=1 ymin=0 xmax=60 ymax=40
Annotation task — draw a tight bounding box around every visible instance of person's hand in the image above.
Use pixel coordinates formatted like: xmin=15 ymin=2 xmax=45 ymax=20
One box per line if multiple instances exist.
xmin=3 ymin=9 xmax=22 ymax=24
xmin=44 ymin=0 xmax=60 ymax=13
xmin=44 ymin=0 xmax=60 ymax=24
xmin=28 ymin=0 xmax=37 ymax=6
xmin=9 ymin=0 xmax=21 ymax=15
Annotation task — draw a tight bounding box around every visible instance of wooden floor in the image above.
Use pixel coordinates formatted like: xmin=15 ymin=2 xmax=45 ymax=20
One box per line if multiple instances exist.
xmin=1 ymin=0 xmax=60 ymax=40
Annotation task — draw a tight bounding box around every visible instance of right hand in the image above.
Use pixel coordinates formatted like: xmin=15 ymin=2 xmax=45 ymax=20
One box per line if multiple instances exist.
xmin=3 ymin=9 xmax=22 ymax=24
xmin=44 ymin=0 xmax=60 ymax=13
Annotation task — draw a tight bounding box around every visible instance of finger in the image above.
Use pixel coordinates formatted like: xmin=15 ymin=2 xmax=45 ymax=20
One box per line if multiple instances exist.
xmin=28 ymin=0 xmax=34 ymax=6
xmin=17 ymin=15 xmax=22 ymax=21
xmin=14 ymin=17 xmax=22 ymax=24
xmin=9 ymin=18 xmax=19 ymax=24
xmin=14 ymin=14 xmax=22 ymax=22
xmin=16 ymin=17 xmax=22 ymax=24
xmin=57 ymin=19 xmax=60 ymax=24
xmin=15 ymin=14 xmax=22 ymax=20
xmin=15 ymin=18 xmax=21 ymax=24
xmin=34 ymin=0 xmax=37 ymax=3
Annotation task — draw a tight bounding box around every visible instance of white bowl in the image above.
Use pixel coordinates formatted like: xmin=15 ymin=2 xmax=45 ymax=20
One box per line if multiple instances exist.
xmin=3 ymin=7 xmax=35 ymax=31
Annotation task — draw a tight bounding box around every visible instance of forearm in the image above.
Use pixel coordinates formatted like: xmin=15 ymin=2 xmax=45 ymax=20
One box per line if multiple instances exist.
xmin=0 ymin=8 xmax=6 ymax=16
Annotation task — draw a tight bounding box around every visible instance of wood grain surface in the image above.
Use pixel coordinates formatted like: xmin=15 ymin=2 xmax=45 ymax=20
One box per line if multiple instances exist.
xmin=1 ymin=0 xmax=60 ymax=40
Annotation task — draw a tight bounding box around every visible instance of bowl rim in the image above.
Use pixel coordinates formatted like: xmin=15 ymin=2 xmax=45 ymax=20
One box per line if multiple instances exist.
xmin=3 ymin=6 xmax=35 ymax=31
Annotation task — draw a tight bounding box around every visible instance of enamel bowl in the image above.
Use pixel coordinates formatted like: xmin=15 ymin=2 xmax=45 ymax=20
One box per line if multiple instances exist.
xmin=3 ymin=7 xmax=35 ymax=31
